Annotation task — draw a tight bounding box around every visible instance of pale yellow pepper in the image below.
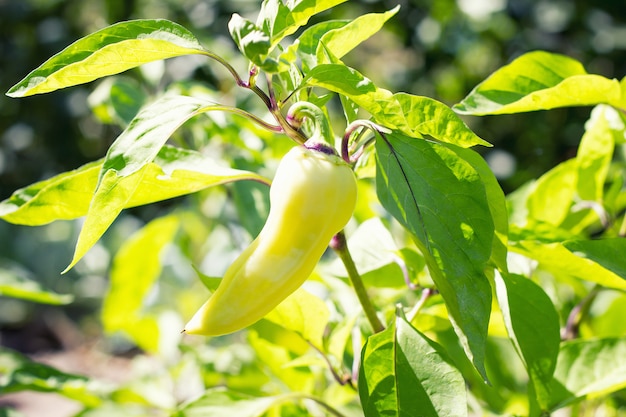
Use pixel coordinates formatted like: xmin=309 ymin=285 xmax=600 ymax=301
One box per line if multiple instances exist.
xmin=184 ymin=142 xmax=357 ymax=336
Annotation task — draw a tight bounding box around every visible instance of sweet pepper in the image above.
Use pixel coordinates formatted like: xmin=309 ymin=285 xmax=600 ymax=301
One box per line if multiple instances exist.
xmin=184 ymin=132 xmax=357 ymax=336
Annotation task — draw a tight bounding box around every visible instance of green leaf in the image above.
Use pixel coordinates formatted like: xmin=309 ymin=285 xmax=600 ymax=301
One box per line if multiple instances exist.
xmin=89 ymin=77 xmax=148 ymax=126
xmin=358 ymin=307 xmax=467 ymax=417
xmin=101 ymin=94 xmax=215 ymax=178
xmin=326 ymin=217 xmax=408 ymax=287
xmin=511 ymin=240 xmax=626 ymax=290
xmin=0 ymin=267 xmax=73 ymax=305
xmin=559 ymin=104 xmax=620 ymax=233
xmin=264 ymin=288 xmax=330 ymax=349
xmin=457 ymin=146 xmax=508 ymax=271
xmin=453 ymin=51 xmax=625 ymax=115
xmin=7 ymin=19 xmax=206 ymax=97
xmin=101 ymin=215 xmax=179 ymax=353
xmin=375 ymin=133 xmax=493 ymax=382
xmin=257 ymin=0 xmax=348 ymax=49
xmin=393 ymin=93 xmax=492 ymax=147
xmin=550 ymin=337 xmax=626 ymax=409
xmin=575 ymin=105 xmax=618 ymax=202
xmin=0 ymin=161 xmax=101 ymax=225
xmin=174 ymin=387 xmax=289 ymax=417
xmin=283 ymin=20 xmax=349 ymax=71
xmin=65 ymin=95 xmax=228 ymax=271
xmin=228 ymin=14 xmax=277 ymax=72
xmin=247 ymin=330 xmax=314 ymax=392
xmin=314 ymin=7 xmax=400 ymax=65
xmin=526 ymin=159 xmax=578 ymax=227
xmin=562 ymin=238 xmax=626 ymax=279
xmin=0 ymin=146 xmax=267 ymax=227
xmin=493 ymin=272 xmax=560 ymax=410
xmin=130 ymin=145 xmax=271 ymax=205
xmin=0 ymin=347 xmax=106 ymax=406
xmin=303 ymin=64 xmax=489 ymax=147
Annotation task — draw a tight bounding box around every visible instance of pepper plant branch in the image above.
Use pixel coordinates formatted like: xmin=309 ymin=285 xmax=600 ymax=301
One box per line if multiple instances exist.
xmin=341 ymin=120 xmax=391 ymax=164
xmin=331 ymin=231 xmax=385 ymax=333
xmin=197 ymin=104 xmax=283 ymax=133
xmin=308 ymin=341 xmax=355 ymax=389
xmin=562 ymin=285 xmax=601 ymax=340
xmin=199 ymin=50 xmax=274 ymax=111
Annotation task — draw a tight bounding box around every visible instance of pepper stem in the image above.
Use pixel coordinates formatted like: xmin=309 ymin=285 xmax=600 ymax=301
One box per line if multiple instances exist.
xmin=341 ymin=120 xmax=391 ymax=164
xmin=286 ymin=101 xmax=334 ymax=145
xmin=331 ymin=231 xmax=385 ymax=333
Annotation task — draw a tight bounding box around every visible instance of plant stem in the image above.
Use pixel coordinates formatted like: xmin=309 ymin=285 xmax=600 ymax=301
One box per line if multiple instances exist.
xmin=199 ymin=50 xmax=274 ymax=111
xmin=562 ymin=285 xmax=600 ymax=340
xmin=331 ymin=231 xmax=385 ymax=333
xmin=197 ymin=104 xmax=282 ymax=133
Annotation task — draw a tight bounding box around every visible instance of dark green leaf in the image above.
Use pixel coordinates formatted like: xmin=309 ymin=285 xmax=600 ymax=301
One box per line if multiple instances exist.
xmin=359 ymin=307 xmax=467 ymax=417
xmin=7 ymin=19 xmax=206 ymax=97
xmin=375 ymin=132 xmax=494 ymax=381
xmin=493 ymin=272 xmax=560 ymax=409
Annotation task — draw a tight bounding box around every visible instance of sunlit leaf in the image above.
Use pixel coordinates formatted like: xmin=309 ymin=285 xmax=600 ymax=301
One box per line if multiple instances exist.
xmin=247 ymin=330 xmax=314 ymax=392
xmin=283 ymin=20 xmax=348 ymax=71
xmin=562 ymin=238 xmax=626 ymax=280
xmin=315 ymin=7 xmax=399 ymax=65
xmin=101 ymin=215 xmax=179 ymax=353
xmin=526 ymin=159 xmax=578 ymax=227
xmin=0 ymin=267 xmax=73 ymax=305
xmin=550 ymin=338 xmax=626 ymax=409
xmin=228 ymin=14 xmax=276 ymax=72
xmin=0 ymin=347 xmax=106 ymax=405
xmin=493 ymin=272 xmax=560 ymax=409
xmin=264 ymin=288 xmax=330 ymax=349
xmin=65 ymin=95 xmax=230 ymax=271
xmin=7 ymin=19 xmax=206 ymax=97
xmin=454 ymin=51 xmax=626 ymax=115
xmin=511 ymin=240 xmax=626 ymax=290
xmin=258 ymin=0 xmax=348 ymax=48
xmin=359 ymin=307 xmax=467 ymax=417
xmin=0 ymin=146 xmax=267 ymax=227
xmin=375 ymin=132 xmax=493 ymax=381
xmin=0 ymin=161 xmax=101 ymax=226
xmin=393 ymin=93 xmax=492 ymax=147
xmin=576 ymin=105 xmax=618 ymax=201
xmin=303 ymin=65 xmax=489 ymax=147
xmin=560 ymin=104 xmax=620 ymax=233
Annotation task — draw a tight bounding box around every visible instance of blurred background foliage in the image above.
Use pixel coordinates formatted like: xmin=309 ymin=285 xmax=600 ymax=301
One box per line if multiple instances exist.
xmin=1 ymin=0 xmax=626 ymax=389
